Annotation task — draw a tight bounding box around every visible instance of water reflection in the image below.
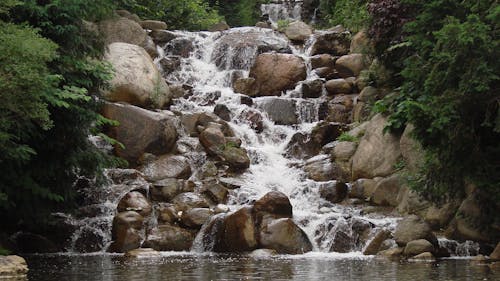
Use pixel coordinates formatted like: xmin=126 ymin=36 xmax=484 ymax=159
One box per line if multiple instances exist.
xmin=25 ymin=253 xmax=498 ymax=281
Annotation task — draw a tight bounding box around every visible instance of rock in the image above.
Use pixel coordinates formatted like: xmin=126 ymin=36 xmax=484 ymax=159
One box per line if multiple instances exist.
xmin=159 ymin=56 xmax=181 ymax=75
xmin=304 ymin=155 xmax=344 ymax=182
xmin=116 ymin=10 xmax=140 ymax=22
xmin=335 ymin=54 xmax=369 ymax=78
xmin=208 ymin=22 xmax=230 ymax=32
xmin=286 ymin=132 xmax=319 ymax=159
xmin=201 ymin=182 xmax=229 ymax=204
xmin=117 ymin=191 xmax=152 ymax=217
xmin=400 ymin=124 xmax=425 ymax=173
xmin=326 ymin=103 xmax=352 ymax=124
xmin=325 ymin=79 xmax=352 ymax=95
xmin=240 ymin=95 xmax=253 ymax=106
xmin=8 ymin=232 xmax=59 ymax=253
xmin=181 ymin=208 xmax=213 ymax=228
xmin=394 ymin=215 xmax=437 ymax=247
xmin=257 ymin=98 xmax=298 ymax=125
xmin=110 ymin=211 xmax=144 ymax=253
xmin=259 ymin=218 xmax=313 ymax=254
xmin=408 ymin=252 xmax=436 ymax=262
xmin=156 ymin=203 xmax=179 ymax=224
xmin=212 ymin=29 xmax=290 ymax=70
xmin=99 ymin=17 xmax=147 ymax=46
xmin=301 ymin=79 xmax=323 ymax=98
xmin=144 ymin=224 xmax=194 ymax=251
xmin=372 ymin=174 xmax=401 ymax=207
xmin=166 ymin=37 xmax=194 ymax=58
xmin=140 ymin=155 xmax=192 ymax=181
xmin=0 ymin=255 xmax=28 ymax=278
xmin=310 ymin=30 xmax=351 ymax=56
xmin=150 ymin=178 xmax=195 ymax=202
xmin=349 ymin=178 xmax=379 ymax=199
xmin=358 ymin=86 xmax=378 ymax=103
xmin=249 ymin=53 xmax=307 ymax=96
xmin=403 ymin=239 xmax=434 ymax=257
xmin=150 ymin=30 xmax=177 ymax=44
xmin=249 ymin=249 xmax=278 ymax=257
xmin=102 ymin=103 xmax=177 ymax=165
xmin=310 ymin=54 xmax=336 ymax=69
xmin=221 ymin=207 xmax=258 ymax=252
xmin=221 ymin=146 xmax=251 ymax=170
xmin=319 ymin=181 xmax=348 ymax=204
xmin=396 ymin=186 xmax=430 ymax=216
xmin=332 ymin=141 xmax=357 ymax=161
xmin=314 ymin=67 xmax=337 ymax=80
xmin=351 ymin=114 xmax=402 ymax=180
xmin=255 ymin=21 xmax=271 ymax=28
xmin=103 ymin=43 xmax=171 ymax=108
xmin=214 ymin=104 xmax=231 ymax=121
xmin=240 ymin=109 xmax=264 ymax=133
xmin=233 ymin=78 xmax=259 ymax=97
xmin=451 ymin=194 xmax=493 ymax=242
xmin=350 ymin=30 xmax=373 ymax=54
xmin=363 ymin=229 xmax=392 ymax=255
xmin=199 ymin=126 xmax=226 ymax=156
xmin=125 ymin=248 xmax=161 ymax=258
xmin=140 ymin=20 xmax=167 ymax=30
xmin=284 ymin=21 xmax=313 ymax=42
xmin=171 ymin=192 xmax=209 ymax=211
xmin=139 ymin=36 xmax=157 ymax=59
xmin=377 ymin=247 xmax=403 ymax=260
xmin=491 ymin=243 xmax=500 ymax=260
xmin=253 ymin=191 xmax=293 ymax=227
xmin=424 ymin=202 xmax=459 ymax=230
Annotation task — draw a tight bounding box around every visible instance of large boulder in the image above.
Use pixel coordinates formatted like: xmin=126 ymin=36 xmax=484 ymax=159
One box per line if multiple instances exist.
xmin=99 ymin=17 xmax=147 ymax=46
xmin=208 ymin=21 xmax=230 ymax=32
xmin=212 ymin=29 xmax=291 ymax=70
xmin=304 ymin=155 xmax=345 ymax=182
xmin=284 ymin=21 xmax=313 ymax=42
xmin=140 ymin=154 xmax=192 ymax=181
xmin=400 ymin=124 xmax=425 ymax=173
xmin=181 ymin=208 xmax=213 ymax=229
xmin=350 ymin=30 xmax=373 ymax=54
xmin=310 ymin=54 xmax=336 ymax=69
xmin=0 ymin=256 xmax=28 ymax=278
xmin=372 ymin=174 xmax=401 ymax=207
xmin=491 ymin=243 xmax=500 ymax=260
xmin=110 ymin=211 xmax=144 ymax=253
xmin=403 ymin=239 xmax=434 ymax=257
xmin=104 ymin=43 xmax=172 ymax=108
xmin=144 ymin=224 xmax=194 ymax=251
xmin=221 ymin=146 xmax=251 ymax=170
xmin=233 ymin=78 xmax=259 ymax=97
xmin=102 ymin=103 xmax=177 ymax=164
xmin=310 ymin=30 xmax=351 ymax=56
xmin=150 ymin=179 xmax=194 ymax=202
xmin=253 ymin=191 xmax=293 ymax=227
xmin=199 ymin=126 xmax=226 ymax=156
xmin=220 ymin=207 xmax=258 ymax=252
xmin=319 ymin=181 xmax=348 ymax=204
xmin=171 ymin=192 xmax=209 ymax=211
xmin=301 ymin=79 xmax=323 ymax=98
xmin=249 ymin=53 xmax=307 ymax=96
xmin=165 ymin=37 xmax=195 ymax=58
xmin=257 ymin=98 xmax=298 ymax=125
xmin=259 ymin=218 xmax=313 ymax=254
xmin=325 ymin=79 xmax=352 ymax=95
xmin=394 ymin=215 xmax=437 ymax=247
xmin=363 ymin=229 xmax=392 ymax=255
xmin=335 ymin=54 xmax=369 ymax=78
xmin=150 ymin=30 xmax=177 ymax=44
xmin=351 ymin=114 xmax=402 ymax=180
xmin=117 ymin=191 xmax=152 ymax=217
xmin=139 ymin=20 xmax=167 ymax=30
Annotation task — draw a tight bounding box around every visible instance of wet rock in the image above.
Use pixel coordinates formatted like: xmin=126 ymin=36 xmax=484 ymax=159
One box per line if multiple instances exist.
xmin=214 ymin=104 xmax=232 ymax=121
xmin=159 ymin=56 xmax=181 ymax=75
xmin=125 ymin=248 xmax=161 ymax=258
xmin=310 ymin=30 xmax=351 ymax=56
xmin=301 ymin=79 xmax=323 ymax=98
xmin=335 ymin=54 xmax=369 ymax=78
xmin=326 ymin=103 xmax=352 ymax=124
xmin=181 ymin=208 xmax=213 ymax=229
xmin=141 ymin=36 xmax=158 ymax=59
xmin=221 ymin=146 xmax=251 ymax=170
xmin=372 ymin=174 xmax=401 ymax=207
xmin=140 ymin=154 xmax=192 ymax=181
xmin=144 ymin=224 xmax=194 ymax=251
xmin=304 ymin=155 xmax=344 ymax=182
xmin=259 ymin=218 xmax=313 ymax=254
xmin=255 ymin=21 xmax=271 ymax=28
xmin=166 ymin=37 xmax=194 ymax=58
xmin=377 ymin=247 xmax=403 ymax=260
xmin=249 ymin=249 xmax=278 ymax=257
xmin=257 ymin=98 xmax=298 ymax=125
xmin=212 ymin=29 xmax=290 ymax=70
xmin=350 ymin=30 xmax=373 ymax=54
xmin=233 ymin=78 xmax=259 ymax=97
xmin=219 ymin=178 xmax=244 ymax=190
xmin=310 ymin=54 xmax=336 ymax=69
xmin=424 ymin=202 xmax=459 ymax=230
xmin=199 ymin=126 xmax=226 ymax=156
xmin=314 ymin=67 xmax=337 ymax=80
xmin=9 ymin=232 xmax=59 ymax=253
xmin=325 ymin=79 xmax=352 ymax=95
xmin=351 ymin=114 xmax=402 ymax=180
xmin=103 ymin=43 xmax=172 ymax=108
xmin=150 ymin=30 xmax=177 ymax=44
xmin=403 ymin=239 xmax=434 ymax=257
xmin=408 ymin=252 xmax=436 ymax=262
xmin=286 ymin=132 xmax=320 ymax=159
xmin=491 ymin=243 xmax=500 ymax=260
xmin=249 ymin=53 xmax=307 ymax=96
xmin=99 ymin=17 xmax=147 ymax=46
xmin=240 ymin=95 xmax=254 ymax=106
xmin=396 ymin=186 xmax=430 ymax=216
xmin=0 ymin=255 xmax=28 ymax=278
xmin=363 ymin=229 xmax=392 ymax=255
xmin=156 ymin=203 xmax=179 ymax=224
xmin=331 ymin=141 xmax=357 ymax=161
xmin=240 ymin=109 xmax=264 ymax=133
xmin=117 ymin=191 xmax=152 ymax=217
xmin=253 ymin=191 xmax=293 ymax=227
xmin=221 ymin=207 xmax=258 ymax=252
xmin=171 ymin=192 xmax=209 ymax=211
xmin=140 ymin=20 xmax=167 ymax=30
xmin=201 ymin=182 xmax=229 ymax=204
xmin=394 ymin=215 xmax=437 ymax=247
xmin=110 ymin=211 xmax=144 ymax=253
xmin=102 ymin=104 xmax=177 ymax=165
xmin=284 ymin=21 xmax=313 ymax=42
xmin=150 ymin=178 xmax=195 ymax=202
xmin=358 ymin=86 xmax=378 ymax=103
xmin=208 ymin=21 xmax=230 ymax=32
xmin=450 ymin=193 xmax=495 ymax=242
xmin=319 ymin=181 xmax=348 ymax=204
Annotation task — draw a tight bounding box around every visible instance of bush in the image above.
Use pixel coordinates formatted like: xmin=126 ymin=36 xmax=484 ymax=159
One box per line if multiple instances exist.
xmin=319 ymin=0 xmax=370 ymax=32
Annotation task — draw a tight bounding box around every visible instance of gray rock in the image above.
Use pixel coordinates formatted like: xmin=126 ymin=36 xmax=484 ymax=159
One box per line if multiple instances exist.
xmin=144 ymin=224 xmax=194 ymax=251
xmin=259 ymin=218 xmax=313 ymax=254
xmin=140 ymin=155 xmax=192 ymax=182
xmin=257 ymin=98 xmax=298 ymax=125
xmin=394 ymin=215 xmax=437 ymax=247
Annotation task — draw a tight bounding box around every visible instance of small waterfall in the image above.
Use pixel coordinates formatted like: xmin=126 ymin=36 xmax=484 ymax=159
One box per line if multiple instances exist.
xmin=261 ymin=0 xmax=303 ymax=26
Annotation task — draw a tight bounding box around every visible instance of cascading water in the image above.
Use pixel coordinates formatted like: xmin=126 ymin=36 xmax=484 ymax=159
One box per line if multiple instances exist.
xmin=261 ymin=0 xmax=302 ymax=26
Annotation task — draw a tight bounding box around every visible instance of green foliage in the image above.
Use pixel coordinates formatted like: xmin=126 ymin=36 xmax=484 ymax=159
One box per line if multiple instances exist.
xmin=214 ymin=0 xmax=269 ymax=27
xmin=373 ymin=0 xmax=500 ymax=204
xmin=319 ymin=0 xmax=370 ymax=31
xmin=336 ymin=133 xmax=359 ymax=143
xmin=118 ymin=0 xmax=223 ymax=30
xmin=0 ymin=247 xmax=11 ymax=256
xmin=277 ymin=19 xmax=291 ymax=31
